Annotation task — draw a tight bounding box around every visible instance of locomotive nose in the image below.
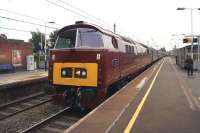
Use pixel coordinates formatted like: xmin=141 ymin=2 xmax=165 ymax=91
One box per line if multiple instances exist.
xmin=53 ymin=63 xmax=98 ymax=87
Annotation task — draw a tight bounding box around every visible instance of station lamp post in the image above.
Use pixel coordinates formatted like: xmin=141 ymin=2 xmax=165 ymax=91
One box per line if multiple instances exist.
xmin=44 ymin=21 xmax=55 ymax=71
xmin=177 ymin=7 xmax=200 ymax=59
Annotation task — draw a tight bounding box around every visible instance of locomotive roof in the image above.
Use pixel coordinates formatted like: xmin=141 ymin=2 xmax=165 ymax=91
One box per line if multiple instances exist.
xmin=58 ymin=21 xmax=137 ymax=45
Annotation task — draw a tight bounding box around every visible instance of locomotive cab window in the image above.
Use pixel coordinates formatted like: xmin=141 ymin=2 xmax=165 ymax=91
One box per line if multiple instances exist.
xmin=55 ymin=29 xmax=76 ymax=49
xmin=76 ymin=28 xmax=104 ymax=48
xmin=103 ymin=34 xmax=115 ymax=49
xmin=55 ymin=28 xmax=104 ymax=49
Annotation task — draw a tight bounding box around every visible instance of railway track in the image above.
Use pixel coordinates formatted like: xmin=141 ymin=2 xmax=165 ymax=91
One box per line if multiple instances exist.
xmin=21 ymin=107 xmax=83 ymax=133
xmin=0 ymin=93 xmax=52 ymax=120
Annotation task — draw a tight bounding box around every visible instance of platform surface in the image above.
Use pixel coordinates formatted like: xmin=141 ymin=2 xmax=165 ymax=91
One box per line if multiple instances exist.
xmin=65 ymin=57 xmax=200 ymax=133
xmin=0 ymin=70 xmax=48 ymax=86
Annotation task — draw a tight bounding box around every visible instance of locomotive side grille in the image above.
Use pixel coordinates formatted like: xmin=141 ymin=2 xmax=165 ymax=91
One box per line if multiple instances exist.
xmin=53 ymin=63 xmax=98 ymax=87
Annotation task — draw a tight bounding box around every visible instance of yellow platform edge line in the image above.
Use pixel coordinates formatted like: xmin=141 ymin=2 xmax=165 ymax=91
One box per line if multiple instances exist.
xmin=124 ymin=59 xmax=165 ymax=133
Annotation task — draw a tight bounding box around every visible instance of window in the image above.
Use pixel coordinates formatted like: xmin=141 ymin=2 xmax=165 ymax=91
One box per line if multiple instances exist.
xmin=103 ymin=35 xmax=114 ymax=49
xmin=112 ymin=37 xmax=118 ymax=49
xmin=55 ymin=29 xmax=76 ymax=49
xmin=118 ymin=39 xmax=126 ymax=52
xmin=125 ymin=45 xmax=129 ymax=53
xmin=55 ymin=28 xmax=104 ymax=49
xmin=129 ymin=45 xmax=131 ymax=54
xmin=134 ymin=45 xmax=138 ymax=55
xmin=76 ymin=28 xmax=104 ymax=48
xmin=131 ymin=46 xmax=134 ymax=54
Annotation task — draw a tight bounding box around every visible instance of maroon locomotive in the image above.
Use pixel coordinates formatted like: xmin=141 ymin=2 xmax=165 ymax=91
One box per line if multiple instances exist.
xmin=49 ymin=21 xmax=160 ymax=109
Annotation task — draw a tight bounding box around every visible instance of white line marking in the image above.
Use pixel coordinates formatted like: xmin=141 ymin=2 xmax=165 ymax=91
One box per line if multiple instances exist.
xmin=105 ymin=103 xmax=130 ymax=133
xmin=169 ymin=58 xmax=198 ymax=111
xmin=182 ymin=87 xmax=196 ymax=111
xmin=136 ymin=77 xmax=148 ymax=90
xmin=187 ymin=87 xmax=200 ymax=110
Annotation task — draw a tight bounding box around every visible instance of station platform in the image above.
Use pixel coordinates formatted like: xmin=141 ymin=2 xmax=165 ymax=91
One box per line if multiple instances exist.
xmin=65 ymin=57 xmax=200 ymax=133
xmin=0 ymin=70 xmax=48 ymax=88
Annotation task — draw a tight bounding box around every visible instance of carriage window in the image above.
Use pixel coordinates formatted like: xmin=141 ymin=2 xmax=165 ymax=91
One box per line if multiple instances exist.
xmin=76 ymin=28 xmax=104 ymax=48
xmin=125 ymin=45 xmax=129 ymax=53
xmin=128 ymin=45 xmax=131 ymax=54
xmin=134 ymin=45 xmax=138 ymax=55
xmin=131 ymin=46 xmax=134 ymax=54
xmin=55 ymin=29 xmax=76 ymax=49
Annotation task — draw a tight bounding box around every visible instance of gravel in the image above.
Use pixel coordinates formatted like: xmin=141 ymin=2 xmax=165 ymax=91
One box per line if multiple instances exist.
xmin=0 ymin=102 xmax=64 ymax=133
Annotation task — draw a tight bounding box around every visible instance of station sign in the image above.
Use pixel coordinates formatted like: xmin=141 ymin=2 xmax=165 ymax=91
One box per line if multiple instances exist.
xmin=183 ymin=37 xmax=198 ymax=43
xmin=183 ymin=38 xmax=192 ymax=43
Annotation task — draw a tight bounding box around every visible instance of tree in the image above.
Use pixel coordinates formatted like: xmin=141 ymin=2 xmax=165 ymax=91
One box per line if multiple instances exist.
xmin=160 ymin=47 xmax=166 ymax=52
xmin=0 ymin=34 xmax=7 ymax=39
xmin=29 ymin=31 xmax=45 ymax=52
xmin=49 ymin=29 xmax=59 ymax=48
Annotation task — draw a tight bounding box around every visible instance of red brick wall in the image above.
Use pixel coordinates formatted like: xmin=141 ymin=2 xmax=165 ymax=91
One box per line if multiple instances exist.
xmin=0 ymin=39 xmax=33 ymax=70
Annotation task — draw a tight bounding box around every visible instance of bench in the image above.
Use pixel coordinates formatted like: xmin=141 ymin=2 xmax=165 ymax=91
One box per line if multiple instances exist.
xmin=0 ymin=64 xmax=15 ymax=72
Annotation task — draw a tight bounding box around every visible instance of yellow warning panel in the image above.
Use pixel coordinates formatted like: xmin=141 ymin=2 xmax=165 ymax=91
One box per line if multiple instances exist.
xmin=53 ymin=63 xmax=98 ymax=87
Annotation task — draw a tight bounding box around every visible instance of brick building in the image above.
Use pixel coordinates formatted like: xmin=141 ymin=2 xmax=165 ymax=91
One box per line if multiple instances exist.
xmin=0 ymin=38 xmax=33 ymax=71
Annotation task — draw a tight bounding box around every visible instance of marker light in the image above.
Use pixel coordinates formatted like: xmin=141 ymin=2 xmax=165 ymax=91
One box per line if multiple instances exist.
xmin=75 ymin=68 xmax=87 ymax=78
xmin=76 ymin=70 xmax=81 ymax=76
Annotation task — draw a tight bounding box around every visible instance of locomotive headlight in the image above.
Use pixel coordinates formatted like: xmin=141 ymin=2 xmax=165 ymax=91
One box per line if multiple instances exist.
xmin=61 ymin=68 xmax=72 ymax=78
xmin=62 ymin=70 xmax=66 ymax=76
xmin=82 ymin=71 xmax=86 ymax=76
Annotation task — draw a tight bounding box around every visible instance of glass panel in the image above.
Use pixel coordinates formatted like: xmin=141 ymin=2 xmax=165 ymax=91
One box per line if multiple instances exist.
xmin=112 ymin=37 xmax=118 ymax=49
xmin=55 ymin=29 xmax=76 ymax=49
xmin=76 ymin=28 xmax=104 ymax=48
xmin=125 ymin=45 xmax=129 ymax=53
xmin=103 ymin=34 xmax=114 ymax=49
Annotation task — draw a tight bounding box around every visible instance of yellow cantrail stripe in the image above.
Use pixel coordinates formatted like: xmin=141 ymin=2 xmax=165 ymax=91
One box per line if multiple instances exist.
xmin=123 ymin=60 xmax=165 ymax=133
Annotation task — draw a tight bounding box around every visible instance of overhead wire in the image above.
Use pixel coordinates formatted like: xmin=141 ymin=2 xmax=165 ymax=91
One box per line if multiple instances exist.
xmin=44 ymin=0 xmax=114 ymax=30
xmin=0 ymin=16 xmax=58 ymax=29
xmin=55 ymin=0 xmax=136 ymax=36
xmin=0 ymin=8 xmax=62 ymax=27
xmin=0 ymin=1 xmax=126 ymax=35
xmin=45 ymin=0 xmax=136 ymax=37
xmin=0 ymin=26 xmax=32 ymax=33
xmin=0 ymin=1 xmax=134 ymax=40
xmin=57 ymin=0 xmax=113 ymax=27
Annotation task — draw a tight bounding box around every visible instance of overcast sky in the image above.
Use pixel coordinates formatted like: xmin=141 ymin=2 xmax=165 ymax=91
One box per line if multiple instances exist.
xmin=1 ymin=0 xmax=200 ymax=50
